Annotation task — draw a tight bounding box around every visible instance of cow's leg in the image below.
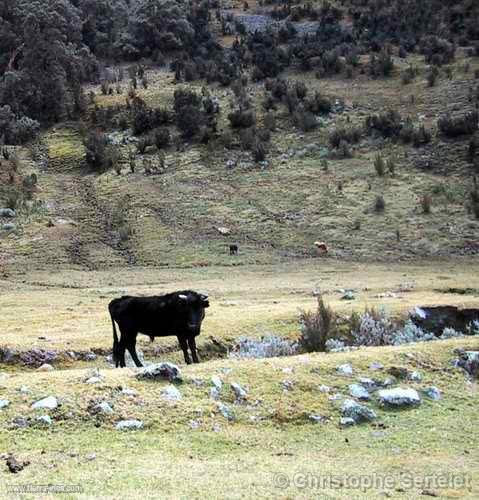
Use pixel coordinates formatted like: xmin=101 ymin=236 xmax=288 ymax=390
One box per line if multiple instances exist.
xmin=188 ymin=337 xmax=200 ymax=363
xmin=178 ymin=336 xmax=191 ymax=365
xmin=125 ymin=333 xmax=143 ymax=368
xmin=118 ymin=341 xmax=127 ymax=368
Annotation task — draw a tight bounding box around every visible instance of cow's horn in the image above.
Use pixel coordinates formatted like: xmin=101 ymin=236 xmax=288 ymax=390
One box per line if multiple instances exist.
xmin=179 ymin=294 xmax=188 ymax=300
xmin=201 ymin=293 xmax=209 ymax=299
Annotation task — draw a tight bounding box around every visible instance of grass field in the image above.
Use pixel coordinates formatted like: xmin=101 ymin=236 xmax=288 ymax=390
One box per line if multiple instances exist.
xmin=0 ymin=336 xmax=478 ymax=498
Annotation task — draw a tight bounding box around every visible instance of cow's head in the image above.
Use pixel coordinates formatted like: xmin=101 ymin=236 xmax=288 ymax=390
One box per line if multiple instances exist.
xmin=177 ymin=291 xmax=209 ymax=333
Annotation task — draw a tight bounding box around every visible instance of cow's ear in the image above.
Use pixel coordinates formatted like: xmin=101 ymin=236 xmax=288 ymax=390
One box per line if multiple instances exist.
xmin=202 ymin=299 xmax=210 ymax=308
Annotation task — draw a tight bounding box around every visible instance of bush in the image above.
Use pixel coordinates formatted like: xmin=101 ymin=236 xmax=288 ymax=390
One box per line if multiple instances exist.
xmin=252 ymin=141 xmax=266 ymax=162
xmin=293 ymin=109 xmax=317 ymax=132
xmin=365 ymin=110 xmax=403 ymax=138
xmin=374 ymin=154 xmax=385 ymax=176
xmin=421 ymin=194 xmax=432 ymax=214
xmin=305 ymin=91 xmax=332 ymax=115
xmin=229 ymin=336 xmax=298 ymax=359
xmin=438 ymin=112 xmax=478 ymax=137
xmin=369 ymin=51 xmax=394 ymax=77
xmin=228 ymin=109 xmax=256 ymax=129
xmin=0 ymin=106 xmax=40 ymax=145
xmin=374 ymin=195 xmax=385 ymax=212
xmin=84 ymin=132 xmax=118 ymax=172
xmin=401 ymin=66 xmax=417 ymax=85
xmin=264 ymin=112 xmax=276 ymax=131
xmin=352 ymin=308 xmax=394 ymax=346
xmin=329 ymin=127 xmax=362 ymax=148
xmin=174 ymin=89 xmax=204 ymax=138
xmin=154 ymin=128 xmax=171 ymax=150
xmin=299 ymin=297 xmax=336 ymax=352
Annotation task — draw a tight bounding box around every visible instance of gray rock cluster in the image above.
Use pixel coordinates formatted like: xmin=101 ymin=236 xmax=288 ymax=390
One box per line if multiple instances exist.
xmin=136 ymin=362 xmax=182 ymax=382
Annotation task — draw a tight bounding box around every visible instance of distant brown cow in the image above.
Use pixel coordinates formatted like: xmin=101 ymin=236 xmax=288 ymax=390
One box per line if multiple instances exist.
xmin=314 ymin=241 xmax=328 ymax=254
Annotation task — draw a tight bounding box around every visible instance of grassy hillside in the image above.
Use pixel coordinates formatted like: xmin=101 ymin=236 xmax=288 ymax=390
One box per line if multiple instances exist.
xmin=1 ymin=51 xmax=478 ymax=273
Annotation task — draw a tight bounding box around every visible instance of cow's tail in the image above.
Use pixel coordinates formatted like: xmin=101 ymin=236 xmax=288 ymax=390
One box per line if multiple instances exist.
xmin=109 ymin=303 xmax=121 ymax=366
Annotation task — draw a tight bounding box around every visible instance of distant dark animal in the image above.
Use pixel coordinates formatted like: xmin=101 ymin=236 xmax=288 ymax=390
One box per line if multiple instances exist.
xmin=109 ymin=290 xmax=209 ymax=367
xmin=229 ymin=244 xmax=238 ymax=256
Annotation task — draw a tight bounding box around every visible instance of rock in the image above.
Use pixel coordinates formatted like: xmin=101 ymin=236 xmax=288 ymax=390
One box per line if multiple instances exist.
xmin=210 ymin=387 xmax=221 ymax=400
xmin=423 ymin=386 xmax=441 ymax=400
xmin=216 ymin=402 xmax=235 ymax=421
xmin=0 ymin=208 xmax=16 ymax=218
xmin=340 ymin=417 xmax=356 ymax=427
xmin=341 ymin=290 xmax=356 ymax=300
xmin=86 ymin=453 xmax=97 ymax=461
xmin=189 ymin=420 xmax=200 ymax=430
xmin=6 ymin=455 xmax=30 ymax=473
xmin=409 ymin=371 xmax=422 ymax=382
xmin=121 ymin=388 xmax=137 ymax=396
xmin=84 ymin=352 xmax=97 ymax=361
xmin=85 ymin=376 xmax=103 ymax=384
xmin=116 ymin=419 xmax=144 ymax=431
xmin=2 ymin=223 xmax=15 ymax=231
xmin=94 ymin=402 xmax=114 ymax=414
xmin=136 ymin=362 xmax=182 ymax=382
xmin=453 ymin=351 xmax=479 ymax=378
xmin=336 ymin=363 xmax=353 ymax=376
xmin=231 ymin=382 xmax=247 ymax=400
xmin=329 ymin=393 xmax=344 ymax=401
xmin=378 ymin=388 xmax=421 ymax=407
xmin=369 ymin=362 xmax=384 ymax=371
xmin=216 ymin=226 xmax=231 ymax=235
xmin=36 ymin=415 xmax=53 ymax=426
xmin=410 ymin=305 xmax=479 ymax=335
xmin=161 ymin=385 xmax=182 ymax=401
xmin=318 ymin=385 xmax=330 ymax=393
xmin=357 ymin=378 xmax=378 ymax=391
xmin=11 ymin=416 xmax=29 ymax=429
xmin=211 ymin=376 xmax=222 ymax=391
xmin=19 ymin=385 xmax=29 ymax=394
xmin=282 ymin=379 xmax=294 ymax=391
xmin=31 ymin=396 xmax=58 ymax=410
xmin=0 ymin=399 xmax=10 ymax=409
xmin=309 ymin=414 xmax=327 ymax=423
xmin=349 ymin=384 xmax=370 ymax=401
xmin=37 ymin=363 xmax=54 ymax=372
xmin=341 ymin=399 xmax=377 ymax=423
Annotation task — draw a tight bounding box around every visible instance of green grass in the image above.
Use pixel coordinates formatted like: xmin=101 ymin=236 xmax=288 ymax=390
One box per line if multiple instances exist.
xmin=1 ymin=338 xmax=478 ymax=498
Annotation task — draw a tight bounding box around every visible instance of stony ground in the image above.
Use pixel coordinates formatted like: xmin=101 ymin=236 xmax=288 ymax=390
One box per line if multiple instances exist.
xmin=0 ymin=337 xmax=478 ymax=498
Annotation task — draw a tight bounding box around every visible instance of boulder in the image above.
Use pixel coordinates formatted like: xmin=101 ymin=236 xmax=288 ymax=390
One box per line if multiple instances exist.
xmin=0 ymin=208 xmax=16 ymax=218
xmin=411 ymin=305 xmax=479 ymax=336
xmin=136 ymin=362 xmax=182 ymax=382
xmin=231 ymin=382 xmax=247 ymax=400
xmin=94 ymin=402 xmax=114 ymax=414
xmin=161 ymin=385 xmax=182 ymax=401
xmin=349 ymin=384 xmax=370 ymax=401
xmin=378 ymin=387 xmax=421 ymax=407
xmin=423 ymin=386 xmax=442 ymax=400
xmin=336 ymin=363 xmax=353 ymax=376
xmin=2 ymin=223 xmax=15 ymax=231
xmin=340 ymin=417 xmax=356 ymax=427
xmin=116 ymin=419 xmax=143 ymax=431
xmin=211 ymin=376 xmax=222 ymax=391
xmin=216 ymin=402 xmax=235 ymax=421
xmin=36 ymin=415 xmax=53 ymax=426
xmin=31 ymin=396 xmax=58 ymax=410
xmin=341 ymin=399 xmax=377 ymax=423
xmin=369 ymin=362 xmax=384 ymax=371
xmin=0 ymin=399 xmax=10 ymax=409
xmin=36 ymin=363 xmax=55 ymax=372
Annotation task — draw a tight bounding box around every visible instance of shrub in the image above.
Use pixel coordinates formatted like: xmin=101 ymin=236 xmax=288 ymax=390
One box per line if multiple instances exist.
xmin=374 ymin=154 xmax=385 ymax=176
xmin=293 ymin=109 xmax=317 ymax=132
xmin=0 ymin=106 xmax=40 ymax=145
xmin=136 ymin=137 xmax=149 ymax=154
xmin=329 ymin=127 xmax=362 ymax=148
xmin=369 ymin=51 xmax=394 ymax=77
xmin=239 ymin=127 xmax=255 ymax=149
xmin=374 ymin=195 xmax=385 ymax=212
xmin=229 ymin=336 xmax=298 ymax=359
xmin=264 ymin=112 xmax=276 ymax=131
xmin=401 ymin=66 xmax=417 ymax=85
xmin=228 ymin=109 xmax=256 ymax=129
xmin=365 ymin=110 xmax=403 ymax=138
xmin=84 ymin=132 xmax=117 ymax=172
xmin=154 ymin=128 xmax=171 ymax=150
xmin=352 ymin=307 xmax=394 ymax=346
xmin=299 ymin=297 xmax=336 ymax=352
xmin=252 ymin=141 xmax=266 ymax=162
xmin=421 ymin=194 xmax=432 ymax=214
xmin=305 ymin=91 xmax=332 ymax=115
xmin=438 ymin=112 xmax=478 ymax=137
xmin=427 ymin=66 xmax=439 ymax=87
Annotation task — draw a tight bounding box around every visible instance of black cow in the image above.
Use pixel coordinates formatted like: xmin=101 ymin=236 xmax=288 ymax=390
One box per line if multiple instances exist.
xmin=229 ymin=244 xmax=238 ymax=256
xmin=108 ymin=290 xmax=209 ymax=367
